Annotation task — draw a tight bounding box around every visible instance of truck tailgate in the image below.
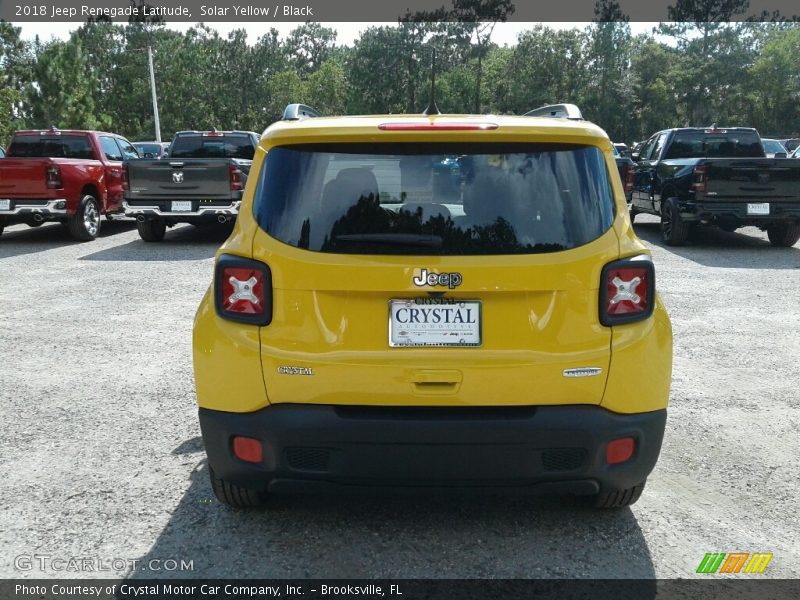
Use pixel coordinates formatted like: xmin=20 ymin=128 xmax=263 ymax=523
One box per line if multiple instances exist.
xmin=126 ymin=159 xmax=238 ymax=200
xmin=0 ymin=159 xmax=54 ymax=198
xmin=705 ymin=159 xmax=800 ymax=202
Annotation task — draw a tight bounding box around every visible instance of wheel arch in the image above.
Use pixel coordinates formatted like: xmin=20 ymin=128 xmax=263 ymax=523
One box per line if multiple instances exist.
xmin=658 ymin=187 xmax=678 ymax=214
xmin=80 ymin=184 xmax=103 ymax=211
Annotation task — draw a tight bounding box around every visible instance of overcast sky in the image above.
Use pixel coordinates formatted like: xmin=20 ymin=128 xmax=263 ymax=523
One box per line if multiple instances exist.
xmin=14 ymin=21 xmax=660 ymax=46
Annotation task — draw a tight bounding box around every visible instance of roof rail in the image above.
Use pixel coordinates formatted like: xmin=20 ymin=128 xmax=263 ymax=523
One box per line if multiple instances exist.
xmin=524 ymin=104 xmax=583 ymax=120
xmin=283 ymin=104 xmax=321 ymax=121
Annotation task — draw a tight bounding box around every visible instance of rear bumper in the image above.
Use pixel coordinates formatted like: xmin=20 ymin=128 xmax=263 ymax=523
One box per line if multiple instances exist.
xmin=0 ymin=199 xmax=68 ymax=220
xmin=199 ymin=404 xmax=667 ymax=495
xmin=679 ymin=199 xmax=800 ymax=223
xmin=123 ymin=200 xmax=241 ymax=219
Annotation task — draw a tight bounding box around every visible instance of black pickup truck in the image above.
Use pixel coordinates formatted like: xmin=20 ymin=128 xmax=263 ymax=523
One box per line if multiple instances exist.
xmin=124 ymin=130 xmax=259 ymax=241
xmin=630 ymin=127 xmax=800 ymax=246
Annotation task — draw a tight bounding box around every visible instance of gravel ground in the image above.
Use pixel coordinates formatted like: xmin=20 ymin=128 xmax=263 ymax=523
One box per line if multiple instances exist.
xmin=0 ymin=215 xmax=798 ymax=580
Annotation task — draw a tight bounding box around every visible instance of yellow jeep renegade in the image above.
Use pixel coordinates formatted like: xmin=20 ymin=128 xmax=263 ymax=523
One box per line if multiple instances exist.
xmin=193 ymin=103 xmax=673 ymax=509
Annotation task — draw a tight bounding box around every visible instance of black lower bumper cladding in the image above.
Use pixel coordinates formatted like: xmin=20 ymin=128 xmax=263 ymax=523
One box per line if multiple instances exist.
xmin=199 ymin=404 xmax=667 ymax=495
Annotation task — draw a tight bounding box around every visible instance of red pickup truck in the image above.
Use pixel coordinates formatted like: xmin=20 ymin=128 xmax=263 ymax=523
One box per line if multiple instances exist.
xmin=0 ymin=128 xmax=139 ymax=240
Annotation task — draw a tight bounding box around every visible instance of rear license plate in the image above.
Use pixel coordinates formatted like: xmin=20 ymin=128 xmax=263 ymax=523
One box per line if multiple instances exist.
xmin=0 ymin=200 xmax=10 ymax=211
xmin=747 ymin=202 xmax=770 ymax=215
xmin=171 ymin=201 xmax=193 ymax=212
xmin=389 ymin=299 xmax=481 ymax=347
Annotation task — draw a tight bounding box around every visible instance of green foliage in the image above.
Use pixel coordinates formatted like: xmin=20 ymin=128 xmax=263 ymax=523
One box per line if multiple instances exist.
xmin=306 ymin=59 xmax=348 ymax=117
xmin=28 ymin=36 xmax=110 ymax=130
xmin=285 ymin=22 xmax=337 ymax=76
xmin=507 ymin=26 xmax=589 ymax=115
xmin=747 ymin=27 xmax=800 ymax=135
xmin=0 ymin=21 xmax=33 ymax=144
xmin=6 ymin=19 xmax=800 ymax=145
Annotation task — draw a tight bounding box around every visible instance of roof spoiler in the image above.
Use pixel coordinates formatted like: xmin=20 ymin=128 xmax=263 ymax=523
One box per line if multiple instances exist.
xmin=524 ymin=104 xmax=583 ymax=120
xmin=283 ymin=104 xmax=321 ymax=121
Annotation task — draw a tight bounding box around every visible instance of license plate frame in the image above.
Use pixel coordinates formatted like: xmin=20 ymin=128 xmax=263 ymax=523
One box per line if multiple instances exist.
xmin=747 ymin=202 xmax=770 ymax=216
xmin=388 ymin=299 xmax=482 ymax=348
xmin=171 ymin=201 xmax=193 ymax=212
xmin=0 ymin=199 xmax=11 ymax=211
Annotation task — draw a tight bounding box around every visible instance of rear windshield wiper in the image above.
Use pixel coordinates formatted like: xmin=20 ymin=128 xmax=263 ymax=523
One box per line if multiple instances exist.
xmin=334 ymin=233 xmax=444 ymax=248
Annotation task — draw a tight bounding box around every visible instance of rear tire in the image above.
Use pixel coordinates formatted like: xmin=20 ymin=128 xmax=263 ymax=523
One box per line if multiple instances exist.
xmin=593 ymin=481 xmax=646 ymax=509
xmin=661 ymin=198 xmax=690 ymax=246
xmin=766 ymin=222 xmax=800 ymax=247
xmin=628 ymin=205 xmax=638 ymax=223
xmin=67 ymin=195 xmax=101 ymax=241
xmin=209 ymin=465 xmax=266 ymax=509
xmin=137 ymin=218 xmax=166 ymax=242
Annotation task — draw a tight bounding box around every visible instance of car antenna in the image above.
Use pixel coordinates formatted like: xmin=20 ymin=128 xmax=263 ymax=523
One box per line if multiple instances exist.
xmin=422 ymin=47 xmax=440 ymax=116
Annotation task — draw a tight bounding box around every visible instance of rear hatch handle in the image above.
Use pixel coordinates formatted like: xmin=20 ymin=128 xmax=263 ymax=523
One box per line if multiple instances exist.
xmin=408 ymin=370 xmax=462 ymax=395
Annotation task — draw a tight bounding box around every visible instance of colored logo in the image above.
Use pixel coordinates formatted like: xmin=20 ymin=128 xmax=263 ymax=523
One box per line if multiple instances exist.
xmin=696 ymin=552 xmax=773 ymax=574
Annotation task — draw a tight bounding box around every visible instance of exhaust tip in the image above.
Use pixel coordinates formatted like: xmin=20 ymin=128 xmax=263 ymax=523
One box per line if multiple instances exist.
xmin=33 ymin=213 xmax=44 ymax=222
xmin=217 ymin=215 xmax=229 ymax=224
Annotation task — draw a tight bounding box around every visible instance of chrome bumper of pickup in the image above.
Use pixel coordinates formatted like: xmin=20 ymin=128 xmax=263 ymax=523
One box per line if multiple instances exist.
xmin=680 ymin=200 xmax=800 ymax=221
xmin=0 ymin=199 xmax=69 ymax=217
xmin=123 ymin=201 xmax=241 ymax=218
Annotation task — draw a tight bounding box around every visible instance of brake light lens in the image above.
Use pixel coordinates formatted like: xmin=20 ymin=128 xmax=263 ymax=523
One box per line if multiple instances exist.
xmin=599 ymin=256 xmax=656 ymax=326
xmin=692 ymin=166 xmax=707 ymax=193
xmin=378 ymin=122 xmax=498 ymax=131
xmin=229 ymin=165 xmax=244 ymax=191
xmin=624 ymin=164 xmax=634 ymax=193
xmin=122 ymin=166 xmax=129 ymax=191
xmin=214 ymin=256 xmax=272 ymax=325
xmin=46 ymin=165 xmax=62 ymax=189
xmin=222 ymin=268 xmax=264 ymax=314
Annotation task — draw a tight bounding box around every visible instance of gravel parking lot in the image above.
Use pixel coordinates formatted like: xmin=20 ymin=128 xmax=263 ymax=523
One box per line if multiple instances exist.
xmin=0 ymin=215 xmax=798 ymax=580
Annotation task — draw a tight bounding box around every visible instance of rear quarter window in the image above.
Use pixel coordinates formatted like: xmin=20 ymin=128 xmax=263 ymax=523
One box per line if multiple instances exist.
xmin=253 ymin=142 xmax=615 ymax=256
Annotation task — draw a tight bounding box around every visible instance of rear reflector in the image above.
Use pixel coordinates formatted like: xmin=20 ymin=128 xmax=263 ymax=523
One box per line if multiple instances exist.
xmin=232 ymin=436 xmax=263 ymax=464
xmin=378 ymin=122 xmax=498 ymax=131
xmin=214 ymin=255 xmax=273 ymax=326
xmin=606 ymin=437 xmax=636 ymax=465
xmin=599 ymin=256 xmax=655 ymax=326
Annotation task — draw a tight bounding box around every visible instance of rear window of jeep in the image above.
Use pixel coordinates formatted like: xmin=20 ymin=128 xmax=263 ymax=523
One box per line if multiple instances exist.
xmin=253 ymin=143 xmax=614 ymax=255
